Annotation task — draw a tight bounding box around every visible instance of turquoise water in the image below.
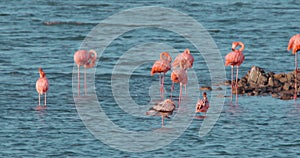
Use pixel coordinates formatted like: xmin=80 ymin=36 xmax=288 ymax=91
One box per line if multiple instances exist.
xmin=1 ymin=0 xmax=300 ymax=157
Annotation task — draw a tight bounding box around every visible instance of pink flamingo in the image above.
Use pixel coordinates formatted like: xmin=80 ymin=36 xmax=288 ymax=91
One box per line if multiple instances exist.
xmin=36 ymin=68 xmax=49 ymax=110
xmin=151 ymin=52 xmax=172 ymax=98
xmin=146 ymin=99 xmax=176 ymax=127
xmin=225 ymin=41 xmax=245 ymax=102
xmin=74 ymin=50 xmax=97 ymax=96
xmin=287 ymin=34 xmax=300 ymax=100
xmin=171 ymin=59 xmax=188 ymax=100
xmin=172 ymin=48 xmax=194 ymax=70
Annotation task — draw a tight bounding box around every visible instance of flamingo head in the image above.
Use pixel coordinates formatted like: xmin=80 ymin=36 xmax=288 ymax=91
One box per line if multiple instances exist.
xmin=183 ymin=48 xmax=190 ymax=54
xmin=231 ymin=42 xmax=238 ymax=51
xmin=232 ymin=41 xmax=244 ymax=52
xmin=161 ymin=52 xmax=172 ymax=62
xmin=39 ymin=68 xmax=46 ymax=78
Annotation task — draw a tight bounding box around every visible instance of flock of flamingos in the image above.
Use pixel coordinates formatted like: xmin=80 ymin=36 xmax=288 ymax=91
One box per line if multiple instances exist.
xmin=35 ymin=34 xmax=300 ymax=126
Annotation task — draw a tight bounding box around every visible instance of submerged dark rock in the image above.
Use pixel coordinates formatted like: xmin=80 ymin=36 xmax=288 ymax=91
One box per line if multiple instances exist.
xmin=227 ymin=66 xmax=299 ymax=100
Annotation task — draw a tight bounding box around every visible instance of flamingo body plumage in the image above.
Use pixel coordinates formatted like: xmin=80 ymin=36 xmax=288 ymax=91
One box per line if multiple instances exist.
xmin=36 ymin=68 xmax=49 ymax=107
xmin=172 ymin=48 xmax=194 ymax=69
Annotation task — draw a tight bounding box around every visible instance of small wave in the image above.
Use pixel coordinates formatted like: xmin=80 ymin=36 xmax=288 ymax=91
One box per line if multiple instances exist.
xmin=232 ymin=2 xmax=249 ymax=7
xmin=0 ymin=13 xmax=10 ymax=16
xmin=43 ymin=21 xmax=87 ymax=26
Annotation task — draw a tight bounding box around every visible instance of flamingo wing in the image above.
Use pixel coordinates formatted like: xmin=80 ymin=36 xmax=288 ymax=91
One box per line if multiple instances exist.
xmin=287 ymin=34 xmax=300 ymax=53
xmin=225 ymin=51 xmax=245 ymax=66
xmin=146 ymin=99 xmax=175 ymax=116
xmin=151 ymin=60 xmax=171 ymax=75
xmin=36 ymin=78 xmax=49 ymax=94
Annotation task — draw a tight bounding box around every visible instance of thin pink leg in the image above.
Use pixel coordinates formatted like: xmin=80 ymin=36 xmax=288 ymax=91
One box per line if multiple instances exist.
xmin=84 ymin=67 xmax=87 ymax=96
xmin=162 ymin=73 xmax=165 ymax=93
xmin=231 ymin=66 xmax=234 ymax=102
xmin=236 ymin=66 xmax=239 ymax=104
xmin=44 ymin=93 xmax=47 ymax=106
xmin=185 ymin=84 xmax=187 ymax=96
xmin=295 ymin=52 xmax=298 ymax=100
xmin=38 ymin=93 xmax=40 ymax=106
xmin=160 ymin=74 xmax=164 ymax=99
xmin=179 ymin=83 xmax=182 ymax=102
xmin=78 ymin=65 xmax=80 ymax=96
xmin=159 ymin=73 xmax=162 ymax=95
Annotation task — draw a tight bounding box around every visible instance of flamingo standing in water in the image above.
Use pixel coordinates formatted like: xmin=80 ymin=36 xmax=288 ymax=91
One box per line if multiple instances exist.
xmin=172 ymin=48 xmax=194 ymax=70
xmin=225 ymin=41 xmax=245 ymax=102
xmin=146 ymin=99 xmax=176 ymax=127
xmin=36 ymin=68 xmax=49 ymax=110
xmin=74 ymin=50 xmax=97 ymax=96
xmin=151 ymin=52 xmax=172 ymax=98
xmin=171 ymin=59 xmax=188 ymax=100
xmin=287 ymin=34 xmax=300 ymax=100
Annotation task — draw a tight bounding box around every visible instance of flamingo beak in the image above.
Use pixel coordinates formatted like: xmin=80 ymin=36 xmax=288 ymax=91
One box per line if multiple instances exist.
xmin=232 ymin=48 xmax=235 ymax=51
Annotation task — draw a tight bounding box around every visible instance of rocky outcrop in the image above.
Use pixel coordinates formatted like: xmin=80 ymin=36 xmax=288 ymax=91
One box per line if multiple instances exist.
xmin=228 ymin=66 xmax=299 ymax=100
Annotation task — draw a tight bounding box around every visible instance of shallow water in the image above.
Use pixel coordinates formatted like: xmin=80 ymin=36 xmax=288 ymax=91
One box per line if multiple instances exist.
xmin=1 ymin=0 xmax=300 ymax=157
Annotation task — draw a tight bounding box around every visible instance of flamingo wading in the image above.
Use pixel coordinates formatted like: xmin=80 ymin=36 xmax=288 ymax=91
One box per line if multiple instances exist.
xmin=287 ymin=34 xmax=300 ymax=100
xmin=74 ymin=49 xmax=97 ymax=96
xmin=151 ymin=52 xmax=172 ymax=98
xmin=225 ymin=41 xmax=245 ymax=102
xmin=171 ymin=59 xmax=188 ymax=100
xmin=36 ymin=68 xmax=49 ymax=107
xmin=146 ymin=99 xmax=176 ymax=127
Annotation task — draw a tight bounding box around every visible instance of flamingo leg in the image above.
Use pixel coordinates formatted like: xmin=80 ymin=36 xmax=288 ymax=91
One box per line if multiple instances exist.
xmin=295 ymin=52 xmax=298 ymax=100
xmin=185 ymin=84 xmax=187 ymax=96
xmin=236 ymin=66 xmax=239 ymax=104
xmin=159 ymin=73 xmax=162 ymax=96
xmin=44 ymin=93 xmax=47 ymax=106
xmin=160 ymin=74 xmax=164 ymax=99
xmin=78 ymin=65 xmax=80 ymax=96
xmin=162 ymin=73 xmax=165 ymax=93
xmin=179 ymin=83 xmax=182 ymax=102
xmin=84 ymin=67 xmax=87 ymax=96
xmin=38 ymin=93 xmax=40 ymax=106
xmin=231 ymin=66 xmax=234 ymax=102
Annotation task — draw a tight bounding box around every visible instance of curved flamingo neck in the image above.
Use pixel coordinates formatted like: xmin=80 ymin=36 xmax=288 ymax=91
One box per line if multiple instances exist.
xmin=238 ymin=42 xmax=245 ymax=52
xmin=39 ymin=68 xmax=46 ymax=78
xmin=85 ymin=50 xmax=97 ymax=68
xmin=183 ymin=48 xmax=190 ymax=54
xmin=160 ymin=52 xmax=171 ymax=62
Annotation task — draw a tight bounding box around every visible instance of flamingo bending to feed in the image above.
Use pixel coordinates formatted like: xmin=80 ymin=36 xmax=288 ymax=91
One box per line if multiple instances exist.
xmin=172 ymin=48 xmax=194 ymax=70
xmin=195 ymin=92 xmax=210 ymax=114
xmin=74 ymin=50 xmax=97 ymax=96
xmin=151 ymin=52 xmax=172 ymax=98
xmin=36 ymin=68 xmax=49 ymax=109
xmin=287 ymin=34 xmax=300 ymax=100
xmin=225 ymin=41 xmax=245 ymax=102
xmin=171 ymin=59 xmax=188 ymax=99
xmin=146 ymin=99 xmax=176 ymax=127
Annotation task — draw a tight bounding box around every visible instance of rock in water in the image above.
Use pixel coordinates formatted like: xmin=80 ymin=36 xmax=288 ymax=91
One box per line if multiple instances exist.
xmin=225 ymin=65 xmax=299 ymax=100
